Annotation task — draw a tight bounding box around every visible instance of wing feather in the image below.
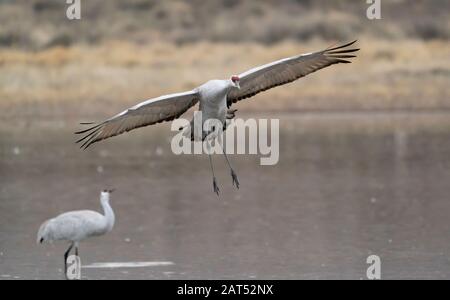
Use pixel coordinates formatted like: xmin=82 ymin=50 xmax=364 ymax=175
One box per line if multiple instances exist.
xmin=227 ymin=40 xmax=359 ymax=107
xmin=75 ymin=90 xmax=199 ymax=149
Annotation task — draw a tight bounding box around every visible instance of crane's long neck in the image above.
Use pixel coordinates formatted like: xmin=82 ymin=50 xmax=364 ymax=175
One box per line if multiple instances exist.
xmin=101 ymin=198 xmax=115 ymax=232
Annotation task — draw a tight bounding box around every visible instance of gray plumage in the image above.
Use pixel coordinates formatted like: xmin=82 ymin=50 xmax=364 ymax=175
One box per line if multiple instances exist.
xmin=37 ymin=190 xmax=115 ymax=279
xmin=37 ymin=191 xmax=115 ymax=244
xmin=75 ymin=40 xmax=359 ymax=149
xmin=75 ymin=41 xmax=359 ymax=195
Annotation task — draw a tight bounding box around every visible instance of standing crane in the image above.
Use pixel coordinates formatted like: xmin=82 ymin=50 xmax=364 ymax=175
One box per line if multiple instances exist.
xmin=37 ymin=190 xmax=115 ymax=279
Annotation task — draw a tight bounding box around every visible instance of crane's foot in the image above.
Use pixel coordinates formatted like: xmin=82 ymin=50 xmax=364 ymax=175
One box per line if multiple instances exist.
xmin=64 ymin=266 xmax=69 ymax=280
xmin=64 ymin=262 xmax=72 ymax=280
xmin=212 ymin=177 xmax=220 ymax=196
xmin=64 ymin=258 xmax=68 ymax=280
xmin=231 ymin=169 xmax=240 ymax=189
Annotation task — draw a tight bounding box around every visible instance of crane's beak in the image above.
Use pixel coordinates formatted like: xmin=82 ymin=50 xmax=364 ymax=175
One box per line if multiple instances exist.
xmin=236 ymin=82 xmax=241 ymax=90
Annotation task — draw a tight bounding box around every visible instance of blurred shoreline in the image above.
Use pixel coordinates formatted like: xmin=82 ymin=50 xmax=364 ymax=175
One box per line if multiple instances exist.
xmin=1 ymin=39 xmax=449 ymax=122
xmin=1 ymin=1 xmax=449 ymax=122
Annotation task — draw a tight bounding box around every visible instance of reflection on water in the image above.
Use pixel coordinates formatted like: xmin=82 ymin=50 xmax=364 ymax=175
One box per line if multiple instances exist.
xmin=1 ymin=112 xmax=450 ymax=279
xmin=83 ymin=261 xmax=174 ymax=269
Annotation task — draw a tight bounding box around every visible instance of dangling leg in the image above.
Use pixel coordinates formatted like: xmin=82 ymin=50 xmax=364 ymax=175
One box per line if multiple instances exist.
xmin=74 ymin=243 xmax=80 ymax=280
xmin=208 ymin=153 xmax=220 ymax=196
xmin=64 ymin=242 xmax=74 ymax=280
xmin=219 ymin=142 xmax=240 ymax=189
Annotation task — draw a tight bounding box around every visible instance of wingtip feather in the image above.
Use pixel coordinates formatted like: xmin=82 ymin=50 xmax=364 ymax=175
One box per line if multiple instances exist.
xmin=326 ymin=40 xmax=359 ymax=52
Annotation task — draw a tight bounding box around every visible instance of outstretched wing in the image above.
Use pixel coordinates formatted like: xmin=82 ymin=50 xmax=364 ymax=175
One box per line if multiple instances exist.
xmin=76 ymin=90 xmax=199 ymax=149
xmin=227 ymin=40 xmax=359 ymax=107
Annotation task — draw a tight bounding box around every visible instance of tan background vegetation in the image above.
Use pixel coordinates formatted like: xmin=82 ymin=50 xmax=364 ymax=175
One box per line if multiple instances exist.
xmin=0 ymin=0 xmax=449 ymax=121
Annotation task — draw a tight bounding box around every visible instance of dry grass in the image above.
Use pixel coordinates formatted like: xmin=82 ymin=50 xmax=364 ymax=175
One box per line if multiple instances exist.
xmin=0 ymin=39 xmax=449 ymax=121
xmin=1 ymin=0 xmax=449 ymax=122
xmin=1 ymin=1 xmax=449 ymax=49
